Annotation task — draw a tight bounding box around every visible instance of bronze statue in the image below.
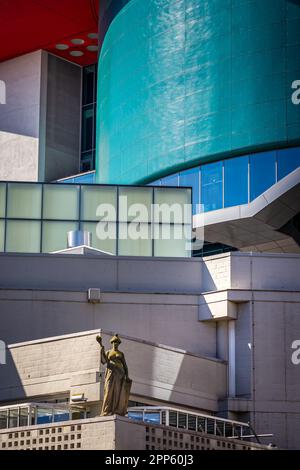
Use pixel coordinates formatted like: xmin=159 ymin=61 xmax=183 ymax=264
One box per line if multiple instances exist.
xmin=96 ymin=334 xmax=132 ymax=416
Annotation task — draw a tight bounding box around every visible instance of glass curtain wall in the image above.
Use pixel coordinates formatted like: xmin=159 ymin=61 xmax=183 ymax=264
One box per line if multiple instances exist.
xmin=153 ymin=147 xmax=300 ymax=214
xmin=0 ymin=183 xmax=191 ymax=258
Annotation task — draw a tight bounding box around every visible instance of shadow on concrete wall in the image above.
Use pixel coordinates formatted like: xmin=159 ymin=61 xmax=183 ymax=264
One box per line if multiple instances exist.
xmin=0 ymin=347 xmax=25 ymax=404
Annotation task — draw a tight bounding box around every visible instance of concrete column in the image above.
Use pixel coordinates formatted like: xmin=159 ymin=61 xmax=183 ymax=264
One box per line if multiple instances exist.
xmin=228 ymin=320 xmax=236 ymax=397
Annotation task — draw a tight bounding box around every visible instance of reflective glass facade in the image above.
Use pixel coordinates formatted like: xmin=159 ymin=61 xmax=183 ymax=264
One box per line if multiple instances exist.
xmin=58 ymin=172 xmax=96 ymax=185
xmin=96 ymin=0 xmax=300 ymax=185
xmin=81 ymin=64 xmax=97 ymax=173
xmin=152 ymin=147 xmax=300 ymax=214
xmin=0 ymin=182 xmax=191 ymax=257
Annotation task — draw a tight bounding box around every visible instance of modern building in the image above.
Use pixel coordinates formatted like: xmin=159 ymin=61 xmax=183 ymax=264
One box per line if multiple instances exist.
xmin=0 ymin=0 xmax=300 ymax=451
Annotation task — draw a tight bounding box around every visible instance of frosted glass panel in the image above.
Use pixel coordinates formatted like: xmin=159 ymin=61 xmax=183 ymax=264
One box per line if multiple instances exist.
xmin=119 ymin=187 xmax=153 ymax=222
xmin=7 ymin=183 xmax=42 ymax=219
xmin=81 ymin=186 xmax=117 ymax=221
xmin=118 ymin=223 xmax=152 ymax=256
xmin=6 ymin=221 xmax=41 ymax=253
xmin=154 ymin=188 xmax=192 ymax=223
xmin=0 ymin=220 xmax=4 ymax=251
xmin=43 ymin=185 xmax=79 ymax=220
xmin=154 ymin=224 xmax=191 ymax=258
xmin=42 ymin=221 xmax=78 ymax=253
xmin=81 ymin=222 xmax=116 ymax=255
xmin=0 ymin=184 xmax=6 ymax=218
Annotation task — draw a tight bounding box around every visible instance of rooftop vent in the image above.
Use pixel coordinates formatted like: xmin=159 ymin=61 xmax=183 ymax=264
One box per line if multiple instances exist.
xmin=67 ymin=230 xmax=92 ymax=249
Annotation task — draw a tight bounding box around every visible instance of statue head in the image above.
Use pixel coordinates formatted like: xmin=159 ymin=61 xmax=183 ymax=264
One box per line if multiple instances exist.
xmin=110 ymin=334 xmax=121 ymax=349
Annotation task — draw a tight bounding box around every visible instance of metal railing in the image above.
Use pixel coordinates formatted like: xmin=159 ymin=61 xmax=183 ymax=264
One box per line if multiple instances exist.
xmin=127 ymin=406 xmax=271 ymax=443
xmin=0 ymin=403 xmax=87 ymax=430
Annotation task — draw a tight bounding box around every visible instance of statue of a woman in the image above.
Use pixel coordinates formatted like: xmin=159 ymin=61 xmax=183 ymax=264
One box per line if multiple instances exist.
xmin=96 ymin=334 xmax=132 ymax=416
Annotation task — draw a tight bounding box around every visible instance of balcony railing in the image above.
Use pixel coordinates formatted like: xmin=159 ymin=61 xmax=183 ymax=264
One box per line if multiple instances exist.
xmin=127 ymin=406 xmax=271 ymax=443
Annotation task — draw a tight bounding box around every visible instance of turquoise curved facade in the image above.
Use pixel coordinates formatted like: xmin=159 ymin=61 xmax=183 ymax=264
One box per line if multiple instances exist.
xmin=96 ymin=0 xmax=300 ymax=185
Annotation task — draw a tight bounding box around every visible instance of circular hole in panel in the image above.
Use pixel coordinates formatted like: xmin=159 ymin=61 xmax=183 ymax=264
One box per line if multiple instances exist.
xmin=70 ymin=51 xmax=84 ymax=57
xmin=71 ymin=38 xmax=85 ymax=45
xmin=86 ymin=45 xmax=99 ymax=52
xmin=56 ymin=44 xmax=69 ymax=50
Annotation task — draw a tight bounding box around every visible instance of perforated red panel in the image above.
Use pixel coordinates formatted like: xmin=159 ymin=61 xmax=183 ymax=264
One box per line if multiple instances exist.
xmin=0 ymin=0 xmax=99 ymax=64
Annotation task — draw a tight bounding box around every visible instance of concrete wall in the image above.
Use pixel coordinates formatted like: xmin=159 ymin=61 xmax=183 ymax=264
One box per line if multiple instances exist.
xmin=0 ymin=330 xmax=227 ymax=412
xmin=0 ymin=51 xmax=81 ymax=183
xmin=0 ymin=414 xmax=267 ymax=451
xmin=1 ymin=251 xmax=300 ymax=295
xmin=217 ymin=290 xmax=300 ymax=449
xmin=0 ymin=290 xmax=216 ymax=358
xmin=0 ymin=51 xmax=43 ymax=181
xmin=0 ymin=252 xmax=204 ymax=293
xmin=251 ymin=296 xmax=300 ymax=449
xmin=0 ymin=330 xmax=101 ymax=404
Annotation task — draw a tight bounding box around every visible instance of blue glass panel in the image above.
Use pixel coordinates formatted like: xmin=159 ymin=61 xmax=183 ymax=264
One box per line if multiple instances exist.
xmin=250 ymin=151 xmax=276 ymax=200
xmin=128 ymin=411 xmax=143 ymax=422
xmin=179 ymin=167 xmax=200 ymax=214
xmin=57 ymin=173 xmax=96 ymax=185
xmin=160 ymin=174 xmax=179 ymax=187
xmin=224 ymin=156 xmax=249 ymax=207
xmin=144 ymin=412 xmax=161 ymax=425
xmin=277 ymin=147 xmax=300 ymax=180
xmin=53 ymin=412 xmax=70 ymax=423
xmin=57 ymin=178 xmax=75 ymax=184
xmin=201 ymin=162 xmax=223 ymax=212
xmin=74 ymin=173 xmax=96 ymax=184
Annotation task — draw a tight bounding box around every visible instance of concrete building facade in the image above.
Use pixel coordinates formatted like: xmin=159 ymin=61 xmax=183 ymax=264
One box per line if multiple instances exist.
xmin=0 ymin=251 xmax=300 ymax=448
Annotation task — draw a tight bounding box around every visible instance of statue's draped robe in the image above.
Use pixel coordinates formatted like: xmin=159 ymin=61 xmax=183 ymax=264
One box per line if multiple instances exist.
xmin=101 ymin=348 xmax=132 ymax=416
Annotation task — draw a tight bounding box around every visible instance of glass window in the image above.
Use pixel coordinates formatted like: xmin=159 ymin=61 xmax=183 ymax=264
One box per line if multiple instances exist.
xmin=83 ymin=64 xmax=96 ymax=105
xmin=119 ymin=187 xmax=152 ymax=222
xmin=154 ymin=188 xmax=192 ymax=224
xmin=154 ymin=224 xmax=191 ymax=258
xmin=160 ymin=174 xmax=179 ymax=186
xmin=82 ymin=105 xmax=95 ymax=152
xmin=8 ymin=409 xmax=18 ymax=428
xmin=0 ymin=410 xmax=7 ymax=429
xmin=36 ymin=408 xmax=53 ymax=425
xmin=201 ymin=161 xmax=223 ymax=212
xmin=0 ymin=220 xmax=4 ymax=251
xmin=188 ymin=415 xmax=197 ymax=431
xmin=179 ymin=167 xmax=200 ymax=215
xmin=19 ymin=408 xmax=29 ymax=427
xmin=118 ymin=223 xmax=152 ymax=256
xmin=128 ymin=411 xmax=143 ymax=422
xmin=0 ymin=183 xmax=6 ymax=218
xmin=81 ymin=64 xmax=97 ymax=170
xmin=7 ymin=183 xmax=42 ymax=219
xmin=224 ymin=156 xmax=249 ymax=207
xmin=81 ymin=186 xmax=117 ymax=221
xmin=277 ymin=147 xmax=300 ymax=180
xmin=6 ymin=221 xmax=41 ymax=253
xmin=250 ymin=151 xmax=276 ymax=200
xmin=178 ymin=413 xmax=187 ymax=429
xmin=81 ymin=151 xmax=95 ymax=173
xmin=144 ymin=412 xmax=161 ymax=425
xmin=53 ymin=409 xmax=70 ymax=423
xmin=81 ymin=222 xmax=117 ymax=255
xmin=42 ymin=221 xmax=78 ymax=253
xmin=43 ymin=185 xmax=79 ymax=220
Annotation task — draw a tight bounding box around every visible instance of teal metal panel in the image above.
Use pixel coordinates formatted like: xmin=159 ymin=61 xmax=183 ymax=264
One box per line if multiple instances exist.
xmin=96 ymin=0 xmax=300 ymax=184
